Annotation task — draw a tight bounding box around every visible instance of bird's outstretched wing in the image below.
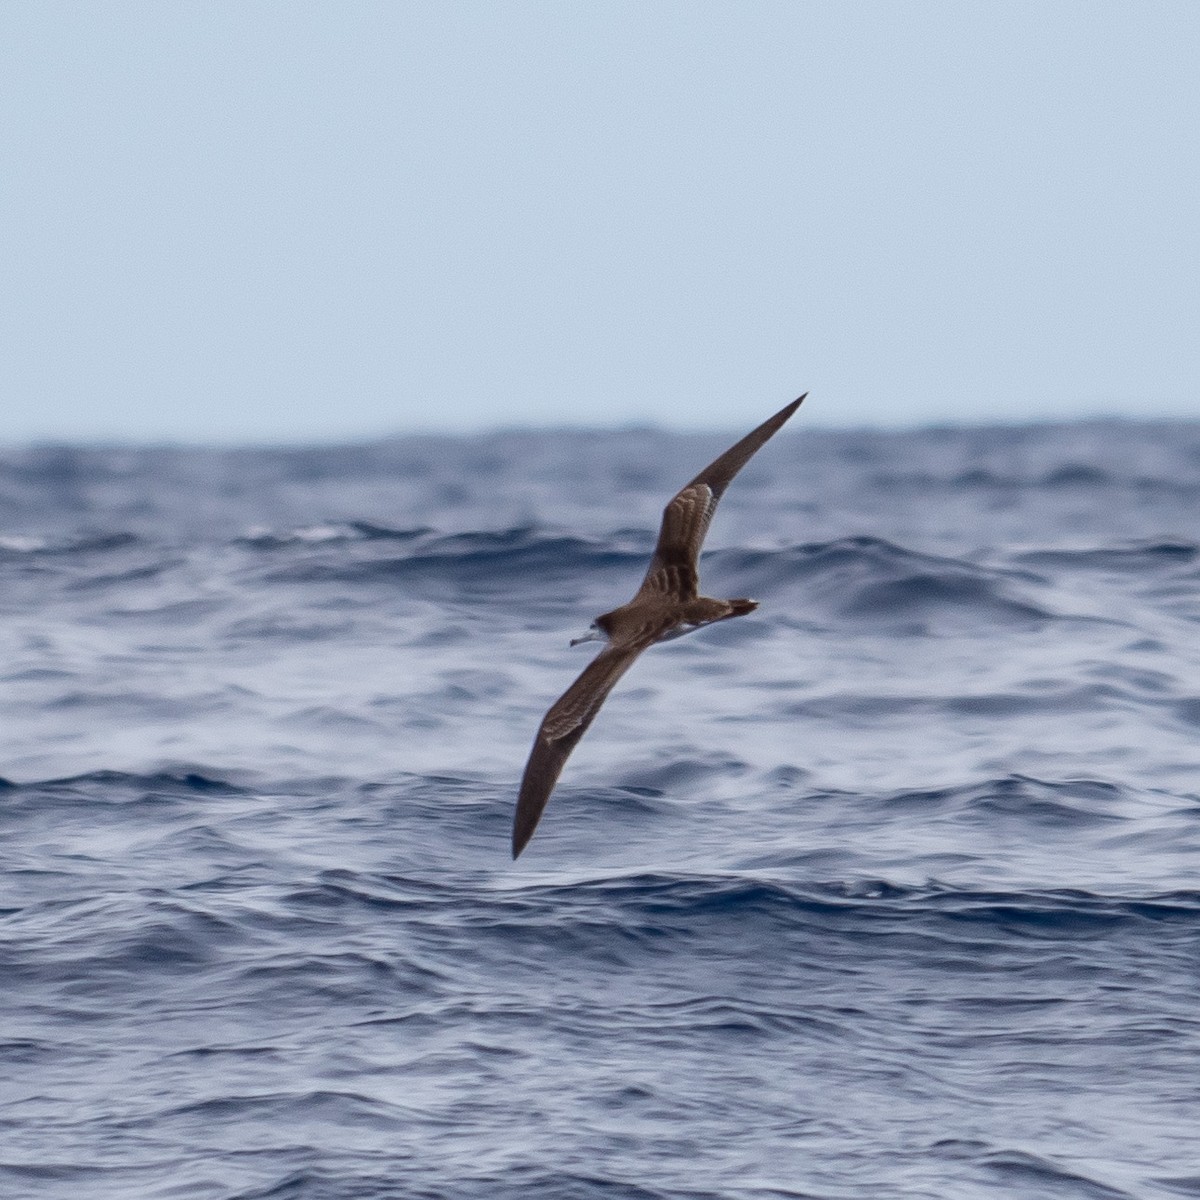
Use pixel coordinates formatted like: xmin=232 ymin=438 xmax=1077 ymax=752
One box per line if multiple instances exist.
xmin=635 ymin=394 xmax=806 ymax=601
xmin=512 ymin=642 xmax=649 ymax=858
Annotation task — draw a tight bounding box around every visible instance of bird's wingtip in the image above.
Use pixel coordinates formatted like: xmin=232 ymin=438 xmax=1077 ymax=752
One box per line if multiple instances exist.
xmin=511 ymin=824 xmax=532 ymax=859
xmin=775 ymin=394 xmax=807 ymax=421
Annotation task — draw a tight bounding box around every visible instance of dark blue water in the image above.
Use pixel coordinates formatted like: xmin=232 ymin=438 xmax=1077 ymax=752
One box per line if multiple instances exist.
xmin=3 ymin=421 xmax=1200 ymax=1200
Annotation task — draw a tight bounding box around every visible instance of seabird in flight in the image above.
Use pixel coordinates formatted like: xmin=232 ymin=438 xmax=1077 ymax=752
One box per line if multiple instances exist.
xmin=512 ymin=394 xmax=806 ymax=858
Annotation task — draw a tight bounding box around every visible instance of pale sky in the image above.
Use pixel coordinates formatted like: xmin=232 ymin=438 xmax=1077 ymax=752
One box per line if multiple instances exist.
xmin=2 ymin=1 xmax=1197 ymax=442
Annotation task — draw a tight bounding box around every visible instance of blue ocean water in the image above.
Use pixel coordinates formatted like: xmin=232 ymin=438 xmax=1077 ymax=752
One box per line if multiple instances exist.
xmin=2 ymin=420 xmax=1200 ymax=1200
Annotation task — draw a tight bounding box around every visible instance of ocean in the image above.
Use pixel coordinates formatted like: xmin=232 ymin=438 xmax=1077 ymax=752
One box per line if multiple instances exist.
xmin=2 ymin=418 xmax=1199 ymax=1200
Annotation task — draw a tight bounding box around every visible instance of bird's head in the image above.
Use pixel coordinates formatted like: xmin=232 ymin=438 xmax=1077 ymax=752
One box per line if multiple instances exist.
xmin=570 ymin=613 xmax=613 ymax=647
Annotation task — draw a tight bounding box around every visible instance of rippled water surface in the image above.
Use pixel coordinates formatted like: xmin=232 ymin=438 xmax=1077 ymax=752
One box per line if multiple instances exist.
xmin=3 ymin=420 xmax=1200 ymax=1199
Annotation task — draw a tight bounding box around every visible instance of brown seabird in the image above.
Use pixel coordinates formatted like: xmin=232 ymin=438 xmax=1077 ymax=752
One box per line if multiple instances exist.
xmin=512 ymin=394 xmax=806 ymax=858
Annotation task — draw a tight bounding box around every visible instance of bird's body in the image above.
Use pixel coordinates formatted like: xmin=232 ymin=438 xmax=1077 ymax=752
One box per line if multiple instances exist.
xmin=512 ymin=395 xmax=806 ymax=857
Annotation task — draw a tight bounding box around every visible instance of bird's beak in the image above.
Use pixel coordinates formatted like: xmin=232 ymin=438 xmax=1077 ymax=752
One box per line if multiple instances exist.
xmin=570 ymin=627 xmax=603 ymax=647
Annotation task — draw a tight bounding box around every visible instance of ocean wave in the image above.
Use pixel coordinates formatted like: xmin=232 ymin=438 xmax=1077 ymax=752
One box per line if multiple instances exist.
xmin=234 ymin=526 xmax=1062 ymax=634
xmin=979 ymin=1149 xmax=1137 ymax=1199
xmin=252 ymin=527 xmax=643 ymax=593
xmin=1011 ymin=539 xmax=1199 ymax=572
xmin=237 ymin=521 xmax=433 ymax=548
xmin=0 ymin=768 xmax=250 ymax=802
xmin=0 ymin=516 xmax=1182 ymax=642
xmin=494 ymin=871 xmax=1200 ymax=926
xmin=0 ymin=529 xmax=139 ymax=557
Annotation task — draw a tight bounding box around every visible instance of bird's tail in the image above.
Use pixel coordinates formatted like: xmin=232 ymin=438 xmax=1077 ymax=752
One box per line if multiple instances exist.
xmin=726 ymin=598 xmax=759 ymax=618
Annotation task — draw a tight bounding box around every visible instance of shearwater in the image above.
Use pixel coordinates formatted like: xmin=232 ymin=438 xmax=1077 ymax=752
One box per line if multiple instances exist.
xmin=512 ymin=395 xmax=806 ymax=858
